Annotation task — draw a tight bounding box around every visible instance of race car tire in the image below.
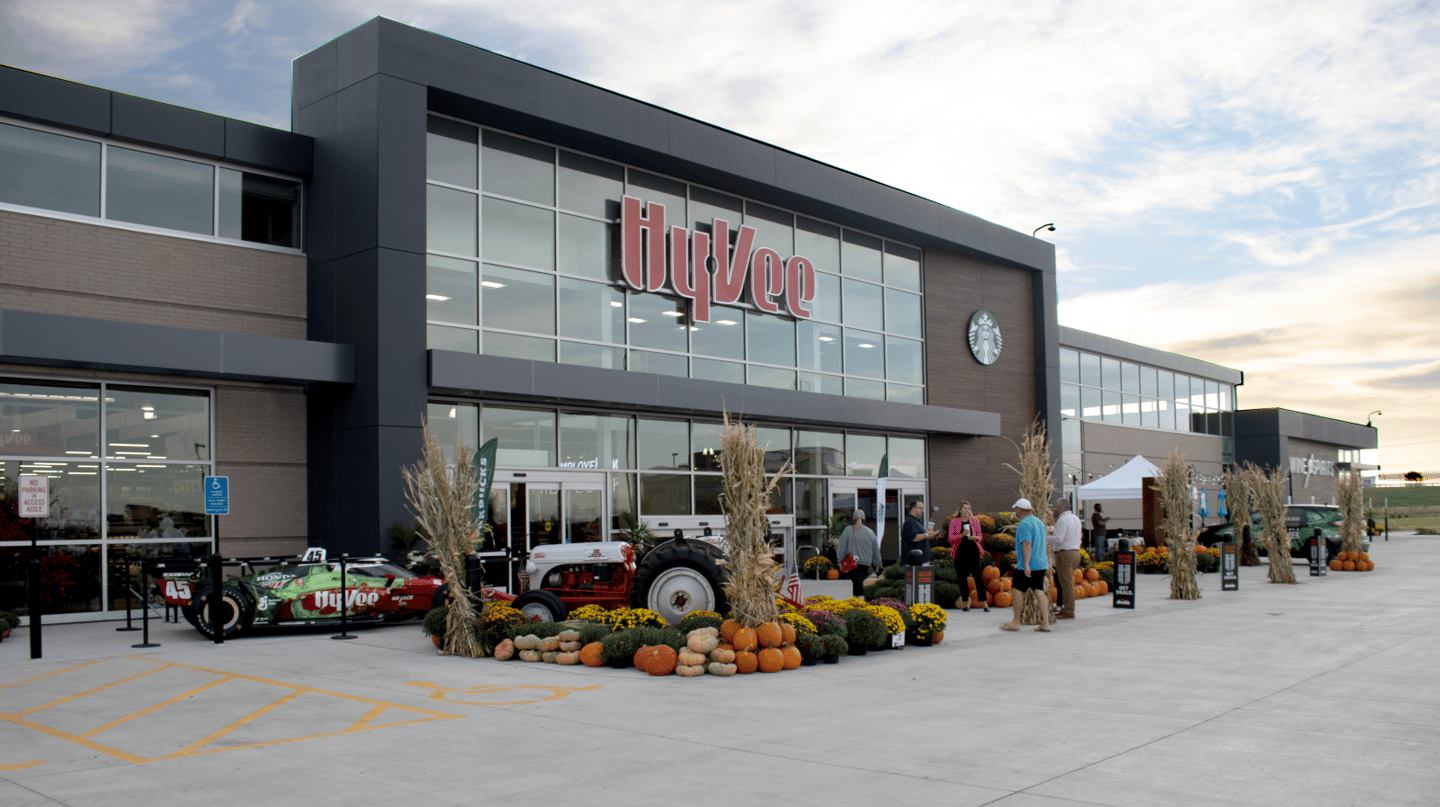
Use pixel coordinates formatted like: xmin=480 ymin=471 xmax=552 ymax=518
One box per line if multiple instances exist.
xmin=431 ymin=583 xmax=451 ymax=612
xmin=188 ymin=584 xmax=255 ymax=640
xmin=513 ymin=590 xmax=567 ymax=623
xmin=632 ymin=538 xmax=728 ymax=625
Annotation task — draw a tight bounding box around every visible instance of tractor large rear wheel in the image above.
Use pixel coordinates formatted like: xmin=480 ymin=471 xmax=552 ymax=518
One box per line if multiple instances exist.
xmin=632 ymin=539 xmax=728 ymax=625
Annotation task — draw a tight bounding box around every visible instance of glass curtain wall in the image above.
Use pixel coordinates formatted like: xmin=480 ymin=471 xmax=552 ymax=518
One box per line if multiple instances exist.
xmin=1058 ymin=348 xmax=1235 ymax=438
xmin=0 ymin=377 xmax=213 ymax=618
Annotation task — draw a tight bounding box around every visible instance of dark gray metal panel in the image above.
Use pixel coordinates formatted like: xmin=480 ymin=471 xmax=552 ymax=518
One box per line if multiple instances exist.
xmin=111 ymin=93 xmax=225 ymax=158
xmin=1034 ymin=268 xmax=1062 ymax=464
xmin=0 ymin=66 xmax=111 ymax=134
xmin=295 ymin=95 xmax=339 ymax=265
xmin=666 ymin=116 xmax=777 ymax=187
xmin=373 ymin=248 xmax=430 ymax=427
xmin=428 ymin=350 xmax=1001 ymax=436
xmin=329 ymin=77 xmax=383 ymax=259
xmin=223 ymin=119 xmax=313 ymax=176
xmin=0 ymin=309 xmax=352 ymax=383
xmin=292 ymin=40 xmax=339 ymax=113
xmin=373 ymin=75 xmax=428 ymax=255
xmin=335 ymin=16 xmax=383 ymax=95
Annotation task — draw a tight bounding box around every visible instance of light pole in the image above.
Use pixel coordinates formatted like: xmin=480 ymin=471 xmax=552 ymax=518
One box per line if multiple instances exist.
xmin=1032 ymin=223 xmax=1056 ymax=237
xmin=1366 ymin=411 xmax=1381 ymax=427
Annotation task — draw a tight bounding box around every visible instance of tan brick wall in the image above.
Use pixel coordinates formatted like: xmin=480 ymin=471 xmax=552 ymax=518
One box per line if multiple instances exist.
xmin=923 ymin=249 xmax=1040 ymax=516
xmin=0 ymin=210 xmax=305 ymax=338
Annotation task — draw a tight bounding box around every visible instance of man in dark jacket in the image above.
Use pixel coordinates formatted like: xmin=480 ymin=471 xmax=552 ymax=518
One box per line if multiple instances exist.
xmin=901 ymin=500 xmax=932 ymax=565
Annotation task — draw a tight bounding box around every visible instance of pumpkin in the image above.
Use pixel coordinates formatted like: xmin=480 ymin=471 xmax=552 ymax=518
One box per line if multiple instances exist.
xmin=757 ymin=647 xmax=785 ymax=673
xmin=757 ymin=622 xmax=782 ymax=649
xmin=1000 ymin=578 xmax=1012 ymax=592
xmin=708 ymin=662 xmax=737 ymax=676
xmin=709 ymin=647 xmax=736 ymax=664
xmin=646 ymin=645 xmax=678 ymax=676
xmin=994 ymin=591 xmax=1013 ymax=608
xmin=1085 ymin=569 xmax=1100 ymax=582
xmin=518 ymin=649 xmax=541 ymax=662
xmin=541 ymin=650 xmax=559 ymax=663
xmin=539 ymin=636 xmax=562 ymax=652
xmin=675 ymin=664 xmax=706 ymax=677
xmin=720 ymin=619 xmax=742 ymax=643
xmin=986 ymin=579 xmax=1002 ymax=594
xmin=1343 ymin=561 xmax=1356 ymax=571
xmin=780 ymin=646 xmax=802 ymax=670
xmin=579 ymin=642 xmax=605 ymax=667
xmin=966 ymin=579 xmax=977 ymax=591
xmin=678 ymin=649 xmax=708 ymax=666
xmin=1329 ymin=559 xmax=1343 ymax=571
xmin=1073 ymin=569 xmax=1084 ymax=584
xmin=779 ymin=623 xmax=797 ymax=646
xmin=734 ymin=650 xmax=758 ymax=674
xmin=514 ymin=634 xmax=541 ymax=651
xmin=557 ymin=629 xmax=580 ymax=642
xmin=492 ymin=638 xmax=516 ymax=660
xmin=633 ymin=646 xmax=654 ymax=673
xmin=687 ymin=633 xmax=720 ymax=654
xmin=982 ymin=566 xmax=1001 ymax=581
xmin=559 ymin=641 xmax=581 ymax=652
xmin=696 ymin=626 xmax=720 ymax=638
xmin=555 ymin=651 xmax=580 ymax=665
xmin=1074 ymin=586 xmax=1086 ymax=600
xmin=732 ymin=627 xmax=758 ymax=652
xmin=985 ymin=592 xmax=996 ymax=607
xmin=1337 ymin=551 xmax=1350 ymax=562
xmin=1357 ymin=552 xmax=1369 ymax=562
xmin=826 ymin=569 xmax=840 ymax=580
xmin=932 ymin=630 xmax=944 ymax=644
xmin=1097 ymin=581 xmax=1108 ymax=595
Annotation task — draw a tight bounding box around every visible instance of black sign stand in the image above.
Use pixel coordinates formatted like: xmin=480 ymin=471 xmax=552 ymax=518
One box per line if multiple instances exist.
xmin=1221 ymin=542 xmax=1239 ymax=591
xmin=1308 ymin=535 xmax=1327 ymax=577
xmin=1112 ymin=539 xmax=1136 ymax=609
xmin=132 ymin=560 xmax=161 ymax=649
xmin=332 ymin=554 xmax=356 ymax=640
xmin=209 ymin=553 xmax=225 ymax=644
xmin=116 ymin=557 xmax=140 ymax=631
xmin=28 ymin=549 xmax=42 ymax=660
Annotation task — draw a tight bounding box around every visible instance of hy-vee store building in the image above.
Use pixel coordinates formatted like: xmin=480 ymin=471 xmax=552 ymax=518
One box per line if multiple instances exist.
xmin=0 ymin=18 xmax=1373 ymax=622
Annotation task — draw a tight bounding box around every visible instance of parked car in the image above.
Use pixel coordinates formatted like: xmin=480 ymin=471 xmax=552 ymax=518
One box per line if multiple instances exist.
xmin=1196 ymin=505 xmax=1364 ymax=558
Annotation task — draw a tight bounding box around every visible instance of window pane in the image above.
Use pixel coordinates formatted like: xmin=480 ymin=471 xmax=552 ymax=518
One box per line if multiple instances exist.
xmin=795 ymin=478 xmax=827 ymax=527
xmin=841 ymin=230 xmax=883 ymax=282
xmin=0 ymin=543 xmax=100 ymax=613
xmin=691 ymin=357 xmax=745 ymax=384
xmin=1081 ymin=386 xmax=1101 ymax=419
xmin=1061 ymin=383 xmax=1079 ymax=417
xmin=106 ymin=147 xmax=212 ymax=235
xmin=690 ymin=186 xmax=742 ymax=239
xmin=885 ymin=336 xmax=923 ymax=384
xmin=844 ymin=328 xmax=884 ymax=378
xmin=756 ymin=427 xmax=792 ymax=474
xmin=626 ymin=170 xmax=686 ymax=227
xmin=427 ymin=116 xmax=477 ymax=187
xmin=745 ymin=201 xmax=794 ymax=256
xmin=557 ymin=150 xmax=622 ymax=218
xmin=797 ymin=321 xmax=842 ymax=374
xmin=808 ymin=271 xmax=840 ymax=323
xmin=888 ymin=437 xmax=925 ymax=479
xmin=1158 ymin=398 xmax=1175 ymax=430
xmin=557 ymin=277 xmax=623 ymax=342
xmin=0 ymin=379 xmax=100 ymax=456
xmin=629 ymin=350 xmax=687 ymax=377
xmin=482 ymin=197 xmax=553 ymax=269
xmin=106 ymin=463 xmax=210 ymax=539
xmin=1080 ymin=353 xmax=1101 ymax=387
xmin=691 ymin=421 xmax=723 ymax=471
xmin=1220 ymin=385 xmax=1233 ymax=411
xmin=693 ymin=474 xmax=728 ymax=515
xmin=483 ymin=331 xmax=554 ymax=362
xmin=887 ymin=384 xmax=923 ymax=405
xmin=427 ymin=255 xmax=478 ymax=325
xmin=1121 ymin=362 xmax=1139 ymax=393
xmin=628 ymin=294 xmax=687 ymax=351
xmin=884 ymin=289 xmax=922 ymax=338
xmin=218 ymin=170 xmax=300 ymax=248
xmin=796 ymin=217 xmax=841 ymax=275
xmin=795 ymin=430 xmax=844 ymax=476
xmin=482 ymin=130 xmax=554 ymax=205
xmin=1102 ymin=390 xmax=1122 ymax=423
xmin=0 ymin=461 xmax=100 ymax=542
xmin=1205 ymin=380 xmax=1219 ymax=410
xmin=1101 ymin=357 xmax=1120 ymax=391
xmin=797 ymin=372 xmax=842 ymax=396
xmin=748 ymin=365 xmax=796 ymax=391
xmin=747 ymin=311 xmax=796 ymax=367
xmin=0 ymin=123 xmax=100 ymax=217
xmin=845 ymin=378 xmax=885 ymax=400
xmin=846 ymin=434 xmax=885 ymax=476
xmin=883 ymin=243 xmax=921 ymax=291
xmin=559 ymin=341 xmax=624 ymax=370
xmin=482 ymin=407 xmax=556 ymax=466
xmin=842 ymin=279 xmax=883 ymax=332
xmin=1140 ymin=366 xmax=1158 ymax=398
xmin=640 ymin=473 xmax=690 ymax=515
xmin=427 ymin=402 xmax=479 ymax=460
xmin=559 ymin=413 xmax=632 ymax=470
xmin=1158 ymin=371 xmax=1175 ymax=406
xmin=1173 ymin=375 xmax=1190 ymax=412
xmin=638 ymin=418 xmax=688 ymax=470
xmin=610 ymin=474 xmax=636 ymax=539
xmin=1060 ymin=349 xmax=1080 ymax=384
xmin=557 ymin=213 xmax=616 ymax=280
xmin=1122 ymin=393 xmax=1140 ymax=426
xmin=691 ymin=307 xmax=745 ymax=360
xmin=481 ymin=265 xmax=555 ymax=335
xmin=427 ymin=185 xmax=477 ymax=256
xmin=428 ymin=324 xmax=477 ymax=352
xmin=106 ymin=386 xmax=209 ymax=461
xmin=1140 ymin=398 xmax=1158 ymax=428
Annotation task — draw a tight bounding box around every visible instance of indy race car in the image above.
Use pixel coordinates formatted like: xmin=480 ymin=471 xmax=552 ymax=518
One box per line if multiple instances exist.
xmin=155 ymin=550 xmax=448 ymax=640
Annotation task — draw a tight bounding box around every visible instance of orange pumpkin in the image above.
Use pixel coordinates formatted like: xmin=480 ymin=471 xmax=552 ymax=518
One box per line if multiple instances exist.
xmin=1343 ymin=561 xmax=1356 ymax=571
xmin=779 ymin=622 xmax=797 ymax=647
xmin=757 ymin=647 xmax=785 ymax=673
xmin=780 ymin=645 xmax=803 ymax=670
xmin=1337 ymin=551 xmax=1350 ymax=562
xmin=734 ymin=650 xmax=758 ymax=674
xmin=1074 ymin=586 xmax=1087 ymax=600
xmin=1084 ymin=568 xmax=1100 ymax=582
xmin=1071 ymin=569 xmax=1083 ymax=584
xmin=732 ymin=627 xmax=758 ymax=652
xmin=971 ymin=590 xmax=985 ymax=606
xmin=1097 ymin=581 xmax=1108 ymax=595
xmin=579 ymin=641 xmax=605 ymax=667
xmin=720 ymin=619 xmax=741 ymax=644
xmin=1357 ymin=552 xmax=1369 ymax=562
xmin=985 ymin=592 xmax=996 ymax=607
xmin=646 ymin=645 xmax=678 ymax=676
xmin=757 ymin=622 xmax=782 ymax=649
xmin=986 ymin=579 xmax=1002 ymax=594
xmin=995 ymin=591 xmax=1013 ymax=608
xmin=966 ymin=579 xmax=977 ymax=591
xmin=982 ymin=566 xmax=1001 ymax=582
xmin=1000 ymin=578 xmax=1012 ymax=592
xmin=826 ymin=569 xmax=840 ymax=580
xmin=932 ymin=630 xmax=944 ymax=644
xmin=1329 ymin=559 xmax=1343 ymax=571
xmin=633 ymin=646 xmax=653 ymax=673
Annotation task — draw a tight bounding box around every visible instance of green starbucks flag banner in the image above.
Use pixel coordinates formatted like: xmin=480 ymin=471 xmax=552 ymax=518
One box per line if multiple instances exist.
xmin=471 ymin=438 xmax=499 ymax=544
xmin=875 ymin=453 xmax=889 ymax=555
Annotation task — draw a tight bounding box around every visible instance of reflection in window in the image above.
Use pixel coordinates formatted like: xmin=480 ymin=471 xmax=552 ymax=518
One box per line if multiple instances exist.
xmin=887 ymin=437 xmax=925 ymax=479
xmin=429 ymin=324 xmax=478 ymax=352
xmin=427 ymin=402 xmax=479 ymax=461
xmin=641 ymin=473 xmax=690 ymax=515
xmin=887 ymin=384 xmax=923 ymax=405
xmin=798 ymin=321 xmax=842 ymax=374
xmin=885 ymin=337 xmax=923 ymax=385
xmin=748 ymin=365 xmax=796 ymax=391
xmin=557 ymin=214 xmax=615 ymax=280
xmin=842 ymin=279 xmax=883 ymax=332
xmin=0 ymin=379 xmax=99 ymax=456
xmin=483 ymin=332 xmax=554 ymax=362
xmin=106 ymin=147 xmax=213 ymax=235
xmin=0 ymin=122 xmax=100 ymax=216
xmin=559 ymin=341 xmax=625 ymax=370
xmin=841 ymin=230 xmax=883 ymax=282
xmin=106 ymin=463 xmax=209 ymax=539
xmin=638 ymin=419 xmax=689 ymax=470
xmin=482 ymin=197 xmax=554 ymax=269
xmin=691 ymin=358 xmax=745 ymax=385
xmin=218 ymin=169 xmax=301 ymax=248
xmin=1 ymin=460 xmax=100 ymax=542
xmin=482 ymin=407 xmax=557 ymax=466
xmin=846 ymin=378 xmax=885 ymax=401
xmin=559 ymin=413 xmax=633 ymax=470
xmin=844 ymin=329 xmax=885 ymax=379
xmin=558 ymin=151 xmax=623 ymax=219
xmin=628 ymin=350 xmax=687 ymax=378
xmin=427 ymin=116 xmax=478 ymax=187
xmin=558 ymin=277 xmax=623 ymax=342
xmin=692 ymin=309 xmax=744 ymax=360
xmin=427 ymin=185 xmax=477 ymax=256
xmin=883 ymin=244 xmax=921 ymax=291
xmin=482 ymin=265 xmax=555 ymax=335
xmin=846 ymin=434 xmax=885 ymax=476
xmin=482 ymin=130 xmax=554 ymax=205
xmin=747 ymin=311 xmax=795 ymax=367
xmin=884 ymin=289 xmax=922 ymax=338
xmin=106 ymin=386 xmax=209 ymax=461
xmin=628 ymin=295 xmax=688 ymax=352
xmin=693 ymin=474 xmax=723 ymax=515
xmin=427 ymin=255 xmax=478 ymax=325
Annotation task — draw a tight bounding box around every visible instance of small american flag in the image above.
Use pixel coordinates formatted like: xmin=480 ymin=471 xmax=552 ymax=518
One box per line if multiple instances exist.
xmin=783 ymin=572 xmax=804 ymax=606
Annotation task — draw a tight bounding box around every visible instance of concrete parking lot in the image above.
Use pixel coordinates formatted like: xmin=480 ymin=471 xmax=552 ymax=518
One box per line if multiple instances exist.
xmin=3 ymin=533 xmax=1437 ymax=806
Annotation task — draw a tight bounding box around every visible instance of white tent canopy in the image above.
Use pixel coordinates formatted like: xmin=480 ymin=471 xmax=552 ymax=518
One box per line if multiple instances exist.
xmin=1077 ymin=454 xmax=1161 ymax=500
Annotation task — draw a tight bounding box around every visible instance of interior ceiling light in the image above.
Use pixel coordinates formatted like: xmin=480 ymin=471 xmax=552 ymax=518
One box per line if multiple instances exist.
xmin=627 ymin=317 xmax=646 ymax=323
xmin=426 ymin=294 xmax=450 ymax=301
xmin=480 ymin=281 xmax=505 ymax=288
xmin=716 ymin=319 xmax=737 ymax=326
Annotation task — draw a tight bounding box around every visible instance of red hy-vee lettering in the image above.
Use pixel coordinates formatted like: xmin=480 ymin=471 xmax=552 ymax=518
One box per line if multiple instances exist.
xmin=620 ymin=195 xmax=817 ymax=322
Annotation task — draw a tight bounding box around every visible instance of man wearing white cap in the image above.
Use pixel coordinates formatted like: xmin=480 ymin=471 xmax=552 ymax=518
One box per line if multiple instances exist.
xmin=999 ymin=498 xmax=1051 ymax=632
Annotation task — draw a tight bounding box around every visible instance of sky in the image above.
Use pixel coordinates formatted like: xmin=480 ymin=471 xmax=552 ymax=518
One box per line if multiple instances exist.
xmin=2 ymin=0 xmax=1436 ymax=476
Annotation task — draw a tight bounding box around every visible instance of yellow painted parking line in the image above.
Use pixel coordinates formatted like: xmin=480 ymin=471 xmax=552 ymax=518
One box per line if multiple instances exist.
xmin=0 ymin=660 xmax=103 ymax=691
xmin=170 ymin=688 xmax=304 ymax=756
xmin=78 ymin=674 xmax=237 ymax=740
xmin=0 ymin=712 xmax=149 ymax=764
xmin=0 ymin=761 xmax=49 ymax=771
xmin=15 ymin=665 xmax=166 ymax=717
xmin=404 ymin=681 xmax=604 ymax=705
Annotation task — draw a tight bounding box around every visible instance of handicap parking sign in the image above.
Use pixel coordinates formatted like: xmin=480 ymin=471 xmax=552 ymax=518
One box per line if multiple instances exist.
xmin=204 ymin=476 xmax=229 ymax=515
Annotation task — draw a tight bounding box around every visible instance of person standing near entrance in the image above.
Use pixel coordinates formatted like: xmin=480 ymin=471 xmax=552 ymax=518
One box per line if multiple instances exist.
xmin=1000 ymin=498 xmax=1051 ymax=633
xmin=837 ymin=509 xmax=882 ymax=596
xmin=1051 ymin=499 xmax=1083 ymax=619
xmin=901 ymin=500 xmax=933 ymax=565
xmin=948 ymin=501 xmax=987 ymax=612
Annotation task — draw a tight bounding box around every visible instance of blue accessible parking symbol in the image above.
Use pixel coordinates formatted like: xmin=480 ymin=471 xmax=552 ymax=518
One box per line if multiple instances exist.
xmin=204 ymin=476 xmax=229 ymax=515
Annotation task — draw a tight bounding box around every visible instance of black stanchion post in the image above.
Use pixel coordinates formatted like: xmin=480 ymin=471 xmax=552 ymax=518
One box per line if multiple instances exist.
xmin=133 ymin=560 xmax=160 ymax=649
xmin=209 ymin=553 xmax=224 ymax=645
xmin=332 ymin=554 xmax=355 ymax=640
xmin=117 ymin=554 xmax=140 ymax=631
xmin=28 ymin=552 xmax=42 ymax=660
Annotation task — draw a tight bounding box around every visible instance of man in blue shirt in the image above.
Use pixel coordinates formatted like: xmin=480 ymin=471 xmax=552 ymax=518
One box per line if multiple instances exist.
xmin=1000 ymin=498 xmax=1052 ymax=633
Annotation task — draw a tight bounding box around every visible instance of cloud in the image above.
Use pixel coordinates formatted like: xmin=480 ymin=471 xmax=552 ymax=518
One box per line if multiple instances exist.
xmin=2 ymin=0 xmax=191 ymax=74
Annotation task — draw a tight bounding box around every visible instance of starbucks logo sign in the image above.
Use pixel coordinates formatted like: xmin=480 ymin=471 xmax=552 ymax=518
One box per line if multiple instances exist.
xmin=967 ymin=310 xmax=1002 ymax=365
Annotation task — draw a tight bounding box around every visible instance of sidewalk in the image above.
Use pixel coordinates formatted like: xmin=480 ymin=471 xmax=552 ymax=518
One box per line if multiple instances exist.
xmin=3 ymin=534 xmax=1437 ymax=806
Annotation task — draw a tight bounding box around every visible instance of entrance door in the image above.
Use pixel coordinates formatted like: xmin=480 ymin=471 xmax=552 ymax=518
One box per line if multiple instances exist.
xmin=830 ymin=481 xmax=927 ymax=564
xmin=488 ymin=472 xmax=607 ymax=592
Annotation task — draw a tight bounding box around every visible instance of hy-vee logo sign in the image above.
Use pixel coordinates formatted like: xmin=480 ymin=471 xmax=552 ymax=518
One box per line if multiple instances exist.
xmin=307 ymin=589 xmax=382 ymax=612
xmin=621 ymin=195 xmax=818 ymax=322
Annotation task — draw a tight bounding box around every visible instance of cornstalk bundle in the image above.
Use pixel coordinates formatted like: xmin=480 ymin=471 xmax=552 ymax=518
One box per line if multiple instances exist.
xmin=1156 ymin=448 xmax=1200 ymax=599
xmin=1337 ymin=469 xmax=1365 ymax=555
xmin=1252 ymin=463 xmax=1295 ymax=584
xmin=1223 ymin=467 xmax=1260 ymax=566
xmin=1005 ymin=418 xmax=1056 ymax=624
xmin=402 ymin=421 xmax=487 ymax=657
xmin=718 ymin=412 xmax=788 ymax=628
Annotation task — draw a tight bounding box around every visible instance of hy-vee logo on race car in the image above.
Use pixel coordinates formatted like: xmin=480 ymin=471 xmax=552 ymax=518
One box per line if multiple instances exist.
xmin=305 ymin=588 xmax=383 ymax=613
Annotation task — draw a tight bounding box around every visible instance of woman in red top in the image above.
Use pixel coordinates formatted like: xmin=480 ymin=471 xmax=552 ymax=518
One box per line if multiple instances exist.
xmin=947 ymin=501 xmax=987 ymax=612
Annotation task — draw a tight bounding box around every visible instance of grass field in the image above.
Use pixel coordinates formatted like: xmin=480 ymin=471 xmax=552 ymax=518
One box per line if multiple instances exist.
xmin=1367 ymin=485 xmax=1440 ymax=508
xmin=1384 ymin=515 xmax=1440 ymax=530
